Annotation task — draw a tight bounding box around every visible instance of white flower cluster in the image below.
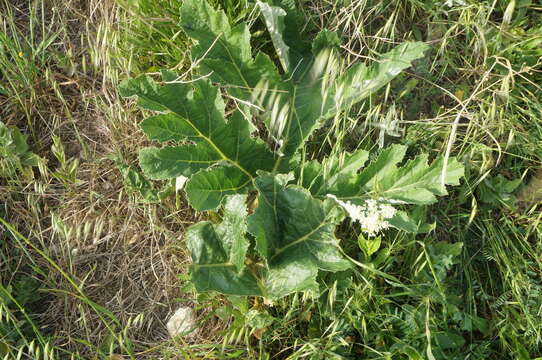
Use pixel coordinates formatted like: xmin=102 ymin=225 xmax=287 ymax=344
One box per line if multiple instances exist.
xmin=443 ymin=0 xmax=466 ymax=7
xmin=328 ymin=195 xmax=397 ymax=237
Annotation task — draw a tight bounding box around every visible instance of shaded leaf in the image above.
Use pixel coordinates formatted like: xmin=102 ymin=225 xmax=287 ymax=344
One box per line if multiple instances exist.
xmin=187 ymin=195 xmax=261 ymax=296
xmin=312 ymin=29 xmax=341 ymax=55
xmin=0 ymin=121 xmax=41 ymax=179
xmin=111 ymin=153 xmax=172 ymax=203
xmin=248 ymin=172 xmax=351 ymax=299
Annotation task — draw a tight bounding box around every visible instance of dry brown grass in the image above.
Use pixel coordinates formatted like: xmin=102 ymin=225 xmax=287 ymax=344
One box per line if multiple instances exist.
xmin=39 ymin=140 xmax=193 ymax=353
xmin=0 ymin=0 xmax=224 ymax=357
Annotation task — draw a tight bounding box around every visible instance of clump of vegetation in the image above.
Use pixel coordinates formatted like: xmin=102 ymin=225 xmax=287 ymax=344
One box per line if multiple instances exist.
xmin=121 ymin=0 xmax=463 ymax=300
xmin=0 ymin=121 xmax=41 ymax=180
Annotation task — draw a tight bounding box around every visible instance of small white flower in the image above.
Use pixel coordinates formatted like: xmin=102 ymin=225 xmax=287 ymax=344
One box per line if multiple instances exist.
xmin=380 ymin=204 xmax=397 ymax=219
xmin=166 ymin=306 xmax=195 ymax=338
xmin=327 ymin=195 xmax=397 ymax=237
xmin=443 ymin=0 xmax=466 ymax=7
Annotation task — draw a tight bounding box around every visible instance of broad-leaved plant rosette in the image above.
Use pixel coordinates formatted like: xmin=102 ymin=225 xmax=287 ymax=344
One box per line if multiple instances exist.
xmin=120 ymin=0 xmax=464 ymax=299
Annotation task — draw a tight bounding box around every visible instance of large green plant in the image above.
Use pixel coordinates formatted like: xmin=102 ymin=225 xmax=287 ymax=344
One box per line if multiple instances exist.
xmin=120 ymin=0 xmax=464 ymax=299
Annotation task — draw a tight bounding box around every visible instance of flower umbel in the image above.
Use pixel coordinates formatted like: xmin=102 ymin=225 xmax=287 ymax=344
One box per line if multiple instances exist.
xmin=328 ymin=195 xmax=397 ymax=237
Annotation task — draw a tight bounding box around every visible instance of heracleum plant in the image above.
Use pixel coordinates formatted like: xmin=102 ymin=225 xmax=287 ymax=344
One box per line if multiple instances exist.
xmin=121 ymin=0 xmax=464 ymax=300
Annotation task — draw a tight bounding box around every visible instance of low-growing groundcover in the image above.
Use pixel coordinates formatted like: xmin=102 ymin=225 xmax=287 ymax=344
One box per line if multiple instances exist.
xmin=119 ymin=0 xmax=481 ymax=358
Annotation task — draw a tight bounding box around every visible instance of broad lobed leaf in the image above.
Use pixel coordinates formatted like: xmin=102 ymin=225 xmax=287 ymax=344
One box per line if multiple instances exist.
xmin=329 ymin=42 xmax=430 ymax=111
xmin=300 ymin=145 xmax=464 ymax=232
xmin=257 ymin=1 xmax=290 ymax=72
xmin=180 ymin=0 xmax=284 ymax=104
xmin=185 ymin=166 xmax=252 ymax=211
xmin=301 ymin=144 xmax=464 ymax=206
xmin=187 ymin=173 xmax=351 ymax=300
xmin=179 ymin=0 xmax=428 ymax=158
xmin=187 ymin=195 xmax=262 ymax=296
xmin=297 ymin=149 xmax=370 ymax=195
xmin=248 ymin=172 xmax=351 ymax=299
xmin=120 ymin=75 xmax=276 ymax=210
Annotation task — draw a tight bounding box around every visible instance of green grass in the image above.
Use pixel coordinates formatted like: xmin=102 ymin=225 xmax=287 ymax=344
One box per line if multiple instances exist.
xmin=1 ymin=0 xmax=541 ymax=359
